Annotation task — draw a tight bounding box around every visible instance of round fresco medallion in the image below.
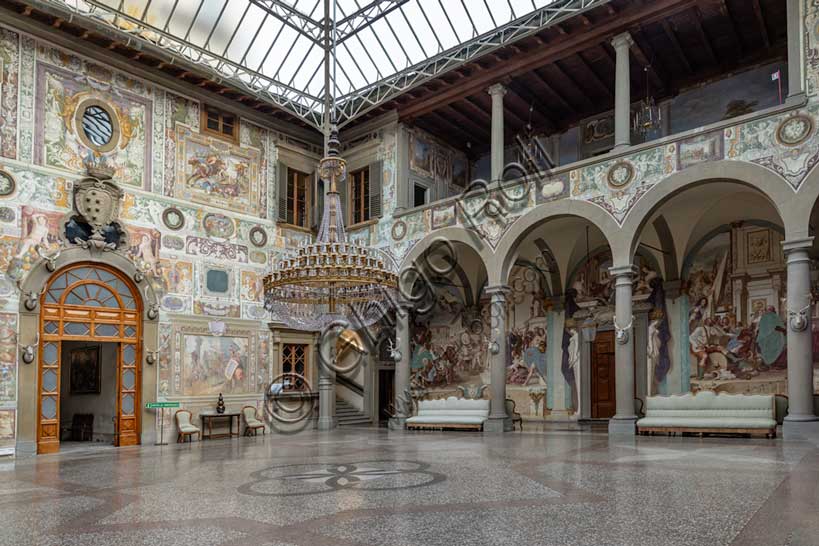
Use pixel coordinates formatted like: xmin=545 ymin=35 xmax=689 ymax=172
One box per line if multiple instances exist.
xmin=203 ymin=213 xmax=235 ymax=239
xmin=776 ymin=114 xmax=813 ymax=146
xmin=0 ymin=206 xmax=15 ymax=223
xmin=249 ymin=226 xmax=268 ymax=247
xmin=391 ymin=220 xmax=407 ymax=241
xmin=606 ymin=161 xmax=635 ymax=189
xmin=73 ymin=99 xmax=120 ymax=154
xmin=162 ymin=207 xmax=185 ymax=231
xmin=0 ymin=171 xmax=16 ymax=198
xmin=162 ymin=234 xmax=185 ymax=250
xmin=250 ymin=250 xmax=267 ymax=265
xmin=246 ymin=304 xmax=268 ymax=320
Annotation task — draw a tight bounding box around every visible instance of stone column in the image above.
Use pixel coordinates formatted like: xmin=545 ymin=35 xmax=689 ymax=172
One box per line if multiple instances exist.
xmin=488 ymin=83 xmax=506 ymax=182
xmin=611 ymin=32 xmax=634 ymax=151
xmin=787 ymin=0 xmax=806 ymax=105
xmin=609 ymin=265 xmax=637 ymax=434
xmin=485 ymin=285 xmax=512 ymax=433
xmin=389 ymin=303 xmax=412 ymax=430
xmin=316 ymin=337 xmax=336 ymax=430
xmin=783 ymin=238 xmax=819 ymax=440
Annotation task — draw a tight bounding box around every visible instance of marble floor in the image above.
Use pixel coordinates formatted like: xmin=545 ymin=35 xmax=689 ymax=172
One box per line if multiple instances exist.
xmin=1 ymin=428 xmax=817 ymax=546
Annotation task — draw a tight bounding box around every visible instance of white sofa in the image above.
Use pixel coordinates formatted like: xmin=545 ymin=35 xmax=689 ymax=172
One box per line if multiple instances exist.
xmin=406 ymin=397 xmax=490 ymax=431
xmin=637 ymin=391 xmax=777 ymax=438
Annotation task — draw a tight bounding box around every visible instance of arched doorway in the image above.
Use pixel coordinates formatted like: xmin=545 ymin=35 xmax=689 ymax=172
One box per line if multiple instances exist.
xmin=37 ymin=263 xmax=142 ymax=454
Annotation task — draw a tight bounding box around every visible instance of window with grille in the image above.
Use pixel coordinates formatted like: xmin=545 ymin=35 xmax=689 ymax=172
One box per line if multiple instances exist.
xmin=349 ymin=168 xmax=370 ymax=224
xmin=281 ymin=343 xmax=307 ymax=391
xmin=202 ymin=105 xmax=237 ymax=142
xmin=286 ymin=168 xmax=311 ymax=228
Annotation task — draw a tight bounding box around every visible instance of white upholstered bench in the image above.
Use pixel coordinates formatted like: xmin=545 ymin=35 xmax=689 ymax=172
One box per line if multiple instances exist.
xmin=636 ymin=391 xmax=776 ymax=438
xmin=405 ymin=397 xmax=490 ymax=431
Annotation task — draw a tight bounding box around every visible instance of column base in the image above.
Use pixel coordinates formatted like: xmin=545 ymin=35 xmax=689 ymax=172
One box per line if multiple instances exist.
xmin=14 ymin=440 xmax=36 ymax=457
xmin=608 ymin=417 xmax=637 ymax=435
xmin=316 ymin=416 xmax=336 ymax=431
xmin=484 ymin=416 xmax=512 ymax=433
xmin=783 ymin=418 xmax=819 ymax=443
xmin=388 ymin=417 xmax=407 ymax=430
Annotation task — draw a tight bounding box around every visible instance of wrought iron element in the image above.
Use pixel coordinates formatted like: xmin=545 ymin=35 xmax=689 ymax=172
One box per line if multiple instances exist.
xmin=614 ymin=317 xmax=633 ymax=345
xmin=264 ymin=129 xmax=398 ymax=331
xmin=40 ymin=0 xmax=605 ymax=128
xmin=19 ymin=333 xmax=39 ymax=364
xmin=35 ymin=243 xmax=62 ymax=272
xmin=632 ymin=66 xmax=662 ymax=135
xmin=788 ymin=303 xmax=812 ymax=332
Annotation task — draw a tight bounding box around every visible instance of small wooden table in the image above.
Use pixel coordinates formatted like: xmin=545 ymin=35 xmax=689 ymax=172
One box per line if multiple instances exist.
xmin=200 ymin=411 xmax=241 ymax=440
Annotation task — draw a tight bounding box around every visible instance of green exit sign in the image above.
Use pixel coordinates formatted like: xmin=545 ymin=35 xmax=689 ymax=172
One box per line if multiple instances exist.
xmin=145 ymin=401 xmax=181 ymax=409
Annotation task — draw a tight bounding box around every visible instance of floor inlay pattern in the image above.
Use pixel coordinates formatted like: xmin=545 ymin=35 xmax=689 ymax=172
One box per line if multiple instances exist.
xmin=0 ymin=428 xmax=816 ymax=546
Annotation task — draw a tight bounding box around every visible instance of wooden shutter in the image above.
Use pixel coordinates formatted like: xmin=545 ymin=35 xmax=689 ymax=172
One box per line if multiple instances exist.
xmin=369 ymin=160 xmax=383 ymax=219
xmin=277 ymin=161 xmax=288 ymax=222
xmin=338 ymin=176 xmax=348 ymax=226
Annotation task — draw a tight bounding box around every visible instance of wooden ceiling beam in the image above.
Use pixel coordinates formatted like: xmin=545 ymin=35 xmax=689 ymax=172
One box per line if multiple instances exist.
xmin=751 ymin=0 xmax=771 ymax=49
xmin=628 ymin=34 xmax=667 ymax=93
xmin=661 ymin=19 xmax=693 ymax=75
xmin=575 ymin=52 xmax=614 ymax=100
xmin=718 ymin=0 xmax=743 ymax=58
xmin=426 ymin=111 xmax=482 ymax=148
xmin=398 ymin=0 xmax=700 ymax=119
xmin=440 ymin=105 xmax=492 ymax=141
xmin=505 ymin=82 xmax=558 ymax=133
xmin=549 ymin=61 xmax=597 ymax=113
xmin=529 ymin=69 xmax=577 ymax=116
xmin=691 ymin=7 xmax=720 ymax=69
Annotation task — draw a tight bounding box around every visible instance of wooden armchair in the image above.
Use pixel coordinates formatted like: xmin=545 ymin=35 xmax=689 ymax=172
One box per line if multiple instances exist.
xmin=505 ymin=399 xmax=523 ymax=431
xmin=242 ymin=405 xmax=265 ymax=436
xmin=175 ymin=409 xmax=200 ymax=443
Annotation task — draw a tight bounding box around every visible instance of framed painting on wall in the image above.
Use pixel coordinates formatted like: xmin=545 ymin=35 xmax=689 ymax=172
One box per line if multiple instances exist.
xmin=69 ymin=346 xmax=101 ymax=394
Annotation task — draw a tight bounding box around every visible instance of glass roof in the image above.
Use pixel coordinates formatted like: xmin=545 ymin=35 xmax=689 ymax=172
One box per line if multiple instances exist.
xmin=52 ymin=0 xmax=603 ymax=129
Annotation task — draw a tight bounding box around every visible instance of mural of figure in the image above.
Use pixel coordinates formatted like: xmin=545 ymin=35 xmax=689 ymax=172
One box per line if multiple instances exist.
xmin=16 ymin=214 xmax=50 ymax=258
xmin=756 ymin=306 xmax=786 ymax=369
xmin=566 ymin=320 xmax=581 ymax=413
xmin=647 ymin=311 xmax=662 ymax=388
xmin=523 ymin=327 xmax=548 ymax=385
xmin=131 ymin=233 xmax=159 ymax=275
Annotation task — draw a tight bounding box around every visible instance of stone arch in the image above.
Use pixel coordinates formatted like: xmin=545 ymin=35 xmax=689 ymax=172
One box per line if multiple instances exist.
xmin=620 ymin=160 xmax=794 ymax=260
xmin=791 ymin=162 xmax=819 ymax=240
xmin=492 ymin=199 xmax=624 ymax=287
xmin=399 ymin=227 xmax=493 ymax=295
xmin=15 ymin=247 xmax=160 ymax=455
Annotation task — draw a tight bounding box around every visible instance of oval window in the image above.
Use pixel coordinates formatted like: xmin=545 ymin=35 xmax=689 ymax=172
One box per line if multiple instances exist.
xmin=81 ymin=105 xmax=114 ymax=147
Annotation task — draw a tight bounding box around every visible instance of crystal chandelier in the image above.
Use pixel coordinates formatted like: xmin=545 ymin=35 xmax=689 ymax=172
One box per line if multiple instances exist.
xmin=263 ymin=129 xmax=398 ymax=331
xmin=632 ymin=66 xmax=661 ymax=135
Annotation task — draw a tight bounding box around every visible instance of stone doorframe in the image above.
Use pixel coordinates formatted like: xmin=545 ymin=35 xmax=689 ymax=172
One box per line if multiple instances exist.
xmin=16 ymin=247 xmax=160 ymax=455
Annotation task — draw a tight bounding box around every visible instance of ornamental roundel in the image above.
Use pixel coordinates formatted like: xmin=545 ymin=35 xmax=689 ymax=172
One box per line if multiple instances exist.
xmin=0 ymin=170 xmax=16 ymax=198
xmin=391 ymin=219 xmax=407 ymax=241
xmin=606 ymin=160 xmax=635 ymax=189
xmin=776 ymin=114 xmax=814 ymax=147
xmin=249 ymin=226 xmax=268 ymax=247
xmin=162 ymin=207 xmax=185 ymax=231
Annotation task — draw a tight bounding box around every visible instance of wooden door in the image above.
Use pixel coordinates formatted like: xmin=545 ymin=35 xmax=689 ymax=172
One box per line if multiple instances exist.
xmin=117 ymin=342 xmax=140 ymax=446
xmin=591 ymin=331 xmax=616 ymax=419
xmin=378 ymin=369 xmax=395 ymax=421
xmin=37 ymin=340 xmax=62 ymax=454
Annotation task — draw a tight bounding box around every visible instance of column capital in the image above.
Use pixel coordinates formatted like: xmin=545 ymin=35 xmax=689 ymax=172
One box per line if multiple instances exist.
xmin=782 ymin=237 xmax=814 ymax=254
xmin=608 ymin=264 xmax=637 ymax=279
xmin=487 ymin=83 xmax=507 ymax=98
xmin=611 ymin=32 xmax=634 ymax=51
xmin=484 ymin=284 xmax=512 ymax=299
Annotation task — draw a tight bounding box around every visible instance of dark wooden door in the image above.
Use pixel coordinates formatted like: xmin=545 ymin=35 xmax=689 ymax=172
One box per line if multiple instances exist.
xmin=378 ymin=369 xmax=395 ymax=422
xmin=591 ymin=330 xmax=616 ymax=419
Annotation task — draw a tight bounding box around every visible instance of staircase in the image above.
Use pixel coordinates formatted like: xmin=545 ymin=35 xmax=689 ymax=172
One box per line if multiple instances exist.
xmin=335 ymin=398 xmax=371 ymax=427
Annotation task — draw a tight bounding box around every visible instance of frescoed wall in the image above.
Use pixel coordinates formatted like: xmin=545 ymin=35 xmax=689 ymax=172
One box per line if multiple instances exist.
xmin=682 ymin=224 xmax=789 ymax=395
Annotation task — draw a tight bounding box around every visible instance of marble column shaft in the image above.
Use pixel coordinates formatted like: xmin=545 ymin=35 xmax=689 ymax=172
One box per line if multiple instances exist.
xmin=610 ymin=266 xmax=637 ymax=434
xmin=317 ymin=354 xmax=336 ymax=431
xmin=485 ymin=285 xmax=511 ymax=432
xmin=612 ymin=32 xmax=633 ymax=150
xmin=784 ymin=238 xmax=817 ymax=422
xmin=488 ymin=83 xmax=506 ymax=182
xmin=390 ymin=304 xmax=412 ymax=428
